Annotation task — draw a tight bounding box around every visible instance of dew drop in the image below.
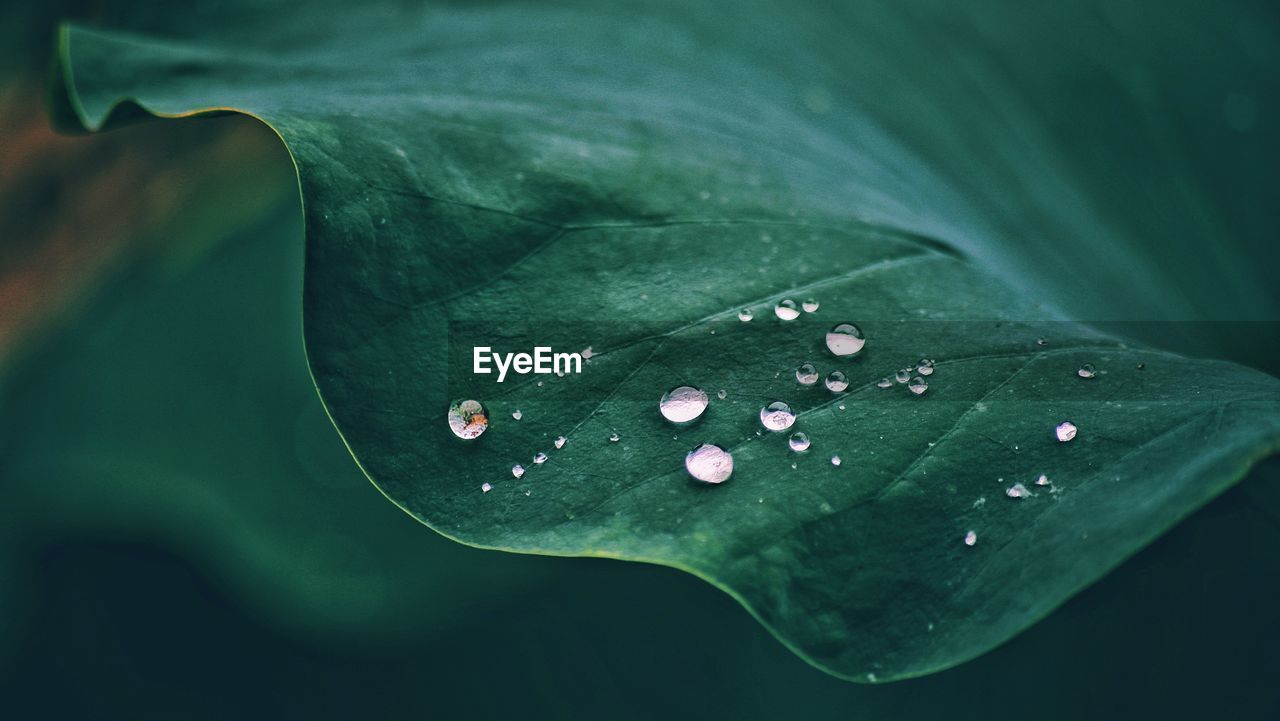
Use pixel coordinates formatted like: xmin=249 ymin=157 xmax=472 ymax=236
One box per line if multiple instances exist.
xmin=789 ymin=431 xmax=811 ymax=452
xmin=512 ymin=409 xmax=523 ymax=421
xmin=908 ymin=376 xmax=929 ymax=396
xmin=1077 ymin=363 xmax=1097 ymax=379
xmin=512 ymin=464 xmax=525 ymax=478
xmin=609 ymin=432 xmax=621 ymax=443
xmin=716 ymin=389 xmax=727 ymax=400
xmin=481 ymin=482 xmax=493 ymax=493
xmin=447 ymin=399 xmax=489 ymax=440
xmin=738 ymin=308 xmax=753 ymax=322
xmin=830 ymin=454 xmax=842 ymax=466
xmin=1136 ymin=362 xmax=1146 ymax=370
xmin=1035 ymin=473 xmax=1050 ymax=486
xmin=774 ymin=299 xmax=800 ymax=320
xmin=802 ymin=298 xmax=820 ymax=312
xmin=685 ymin=443 xmax=734 ymax=484
xmin=554 ymin=436 xmax=567 ymax=449
xmin=825 ymin=370 xmax=849 ymax=392
xmin=795 ymin=363 xmax=819 ymax=386
xmin=916 ymin=359 xmax=935 ymax=376
xmin=1006 ymin=483 xmax=1030 ymax=499
xmin=895 ymin=368 xmax=911 ymax=384
xmin=876 ymin=377 xmax=893 ymax=389
xmin=533 ymin=452 xmax=548 ymax=465
xmin=1055 ymin=421 xmax=1078 ymax=442
xmin=1036 ymin=337 xmax=1049 ymax=347
xmin=760 ymin=401 xmax=796 ymax=431
xmin=825 ymin=323 xmax=866 ymax=357
xmin=659 ymin=386 xmax=709 ymax=423
xmin=964 ymin=530 xmax=978 ymax=546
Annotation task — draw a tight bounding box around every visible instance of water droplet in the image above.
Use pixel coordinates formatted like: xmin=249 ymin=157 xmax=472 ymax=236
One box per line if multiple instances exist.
xmin=830 ymin=454 xmax=842 ymax=466
xmin=512 ymin=409 xmax=523 ymax=420
xmin=481 ymin=482 xmax=493 ymax=493
xmin=1136 ymin=362 xmax=1146 ymax=370
xmin=512 ymin=464 xmax=525 ymax=478
xmin=536 ymin=381 xmax=544 ymax=387
xmin=774 ymin=299 xmax=800 ymax=320
xmin=908 ymin=376 xmax=928 ymax=396
xmin=1036 ymin=337 xmax=1049 ymax=346
xmin=789 ymin=431 xmax=811 ymax=452
xmin=581 ymin=346 xmax=594 ymax=359
xmin=716 ymin=389 xmax=727 ymax=400
xmin=895 ymin=368 xmax=911 ymax=383
xmin=876 ymin=377 xmax=893 ymax=389
xmin=825 ymin=323 xmax=866 ymax=357
xmin=760 ymin=401 xmax=796 ymax=431
xmin=609 ymin=432 xmax=621 ymax=443
xmin=1077 ymin=363 xmax=1097 ymax=379
xmin=533 ymin=452 xmax=548 ymax=464
xmin=447 ymin=399 xmax=488 ymax=440
xmin=659 ymin=386 xmax=709 ymax=423
xmin=685 ymin=443 xmax=734 ymax=484
xmin=1035 ymin=473 xmax=1050 ymax=486
xmin=738 ymin=308 xmax=753 ymax=322
xmin=554 ymin=436 xmax=567 ymax=449
xmin=1006 ymin=483 xmax=1030 ymax=498
xmin=825 ymin=370 xmax=849 ymax=392
xmin=837 ymin=403 xmax=846 ymax=411
xmin=916 ymin=359 xmax=935 ymax=376
xmin=795 ymin=363 xmax=819 ymax=386
xmin=802 ymin=298 xmax=820 ymax=312
xmin=1055 ymin=421 xmax=1078 ymax=442
xmin=964 ymin=530 xmax=978 ymax=546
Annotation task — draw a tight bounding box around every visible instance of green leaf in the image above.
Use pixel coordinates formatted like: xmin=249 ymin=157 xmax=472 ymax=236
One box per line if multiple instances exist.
xmin=52 ymin=1 xmax=1280 ymax=681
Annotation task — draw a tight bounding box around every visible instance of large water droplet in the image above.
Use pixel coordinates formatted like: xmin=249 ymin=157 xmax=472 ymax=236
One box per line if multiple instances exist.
xmin=659 ymin=386 xmax=709 ymax=423
xmin=760 ymin=401 xmax=797 ymax=431
xmin=825 ymin=370 xmax=849 ymax=392
xmin=533 ymin=452 xmax=548 ymax=465
xmin=554 ymin=436 xmax=567 ymax=449
xmin=738 ymin=308 xmax=753 ymax=322
xmin=789 ymin=431 xmax=811 ymax=452
xmin=830 ymin=454 xmax=842 ymax=466
xmin=447 ymin=399 xmax=488 ymax=440
xmin=1006 ymin=483 xmax=1030 ymax=498
xmin=512 ymin=409 xmax=523 ymax=420
xmin=916 ymin=359 xmax=935 ymax=376
xmin=685 ymin=443 xmax=734 ymax=484
xmin=512 ymin=464 xmax=525 ymax=478
xmin=825 ymin=323 xmax=865 ymax=357
xmin=774 ymin=299 xmax=800 ymax=320
xmin=895 ymin=368 xmax=911 ymax=383
xmin=964 ymin=530 xmax=978 ymax=546
xmin=1077 ymin=363 xmax=1097 ymax=379
xmin=1055 ymin=421 xmax=1078 ymax=442
xmin=795 ymin=363 xmax=819 ymax=386
xmin=802 ymin=298 xmax=820 ymax=312
xmin=908 ymin=376 xmax=928 ymax=395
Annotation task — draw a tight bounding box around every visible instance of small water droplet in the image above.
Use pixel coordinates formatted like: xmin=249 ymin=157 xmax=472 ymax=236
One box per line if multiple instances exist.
xmin=1136 ymin=362 xmax=1146 ymax=370
xmin=825 ymin=323 xmax=866 ymax=357
xmin=1055 ymin=421 xmax=1078 ymax=442
xmin=481 ymin=482 xmax=492 ymax=493
xmin=908 ymin=376 xmax=928 ymax=396
xmin=1035 ymin=473 xmax=1049 ymax=486
xmin=659 ymin=386 xmax=709 ymax=423
xmin=1006 ymin=483 xmax=1030 ymax=498
xmin=916 ymin=359 xmax=935 ymax=376
xmin=789 ymin=431 xmax=811 ymax=452
xmin=554 ymin=436 xmax=567 ymax=449
xmin=895 ymin=368 xmax=911 ymax=383
xmin=760 ymin=401 xmax=796 ymax=431
xmin=802 ymin=298 xmax=820 ymax=312
xmin=830 ymin=454 xmax=842 ymax=466
xmin=774 ymin=299 xmax=800 ymax=320
xmin=716 ymin=389 xmax=727 ymax=400
xmin=1077 ymin=363 xmax=1097 ymax=379
xmin=512 ymin=464 xmax=525 ymax=478
xmin=876 ymin=377 xmax=893 ymax=389
xmin=609 ymin=432 xmax=620 ymax=443
xmin=1036 ymin=337 xmax=1049 ymax=347
xmin=536 ymin=381 xmax=544 ymax=387
xmin=533 ymin=452 xmax=548 ymax=464
xmin=796 ymin=363 xmax=819 ymax=386
xmin=447 ymin=399 xmax=489 ymax=440
xmin=685 ymin=443 xmax=734 ymax=484
xmin=512 ymin=409 xmax=523 ymax=420
xmin=964 ymin=530 xmax=978 ymax=546
xmin=738 ymin=308 xmax=753 ymax=322
xmin=837 ymin=403 xmax=846 ymax=411
xmin=825 ymin=370 xmax=849 ymax=392
xmin=581 ymin=346 xmax=594 ymax=359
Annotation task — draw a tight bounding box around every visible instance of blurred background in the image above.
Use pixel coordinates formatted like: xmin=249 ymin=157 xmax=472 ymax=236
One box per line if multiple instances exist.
xmin=2 ymin=2 xmax=1279 ymax=719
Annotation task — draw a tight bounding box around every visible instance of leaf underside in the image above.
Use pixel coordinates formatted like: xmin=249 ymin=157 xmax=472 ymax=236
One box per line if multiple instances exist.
xmin=54 ymin=1 xmax=1280 ymax=681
